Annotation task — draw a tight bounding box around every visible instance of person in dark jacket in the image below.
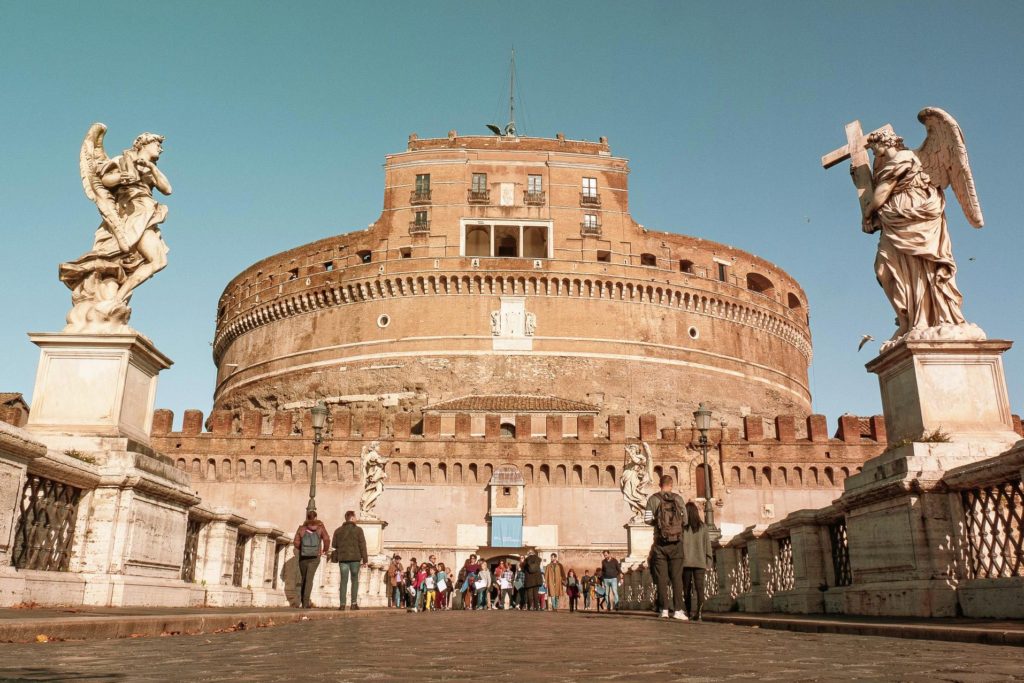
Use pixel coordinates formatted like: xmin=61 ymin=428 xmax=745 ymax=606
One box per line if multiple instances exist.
xmin=522 ymin=550 xmax=544 ymax=610
xmin=331 ymin=510 xmax=368 ymax=610
xmin=600 ymin=550 xmax=621 ymax=611
xmin=293 ymin=510 xmax=331 ymax=608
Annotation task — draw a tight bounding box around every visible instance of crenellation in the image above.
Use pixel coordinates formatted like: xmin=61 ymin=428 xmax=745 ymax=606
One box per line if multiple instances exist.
xmin=743 ymin=415 xmax=764 ymax=442
xmin=807 ymin=414 xmax=829 ymax=442
xmin=775 ymin=415 xmax=797 ymax=441
xmin=240 ymin=409 xmax=261 ymax=438
xmin=639 ymin=414 xmax=658 ymax=441
xmin=836 ymin=414 xmax=862 ymax=443
xmin=152 ymin=408 xmax=174 ymax=435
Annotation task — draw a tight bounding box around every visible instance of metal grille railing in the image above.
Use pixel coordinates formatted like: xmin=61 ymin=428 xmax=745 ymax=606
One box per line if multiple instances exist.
xmin=580 ymin=192 xmax=602 ymax=207
xmin=961 ymin=479 xmax=1024 ymax=579
xmin=410 ymin=189 xmax=432 ymax=204
xmin=704 ymin=554 xmax=720 ymax=600
xmin=829 ymin=518 xmax=853 ymax=586
xmin=232 ymin=533 xmax=250 ymax=587
xmin=729 ymin=547 xmax=751 ymax=598
xmin=409 ymin=220 xmax=430 ymax=234
xmin=580 ymin=222 xmax=602 ymax=236
xmin=768 ymin=536 xmax=795 ymax=596
xmin=467 ymin=189 xmax=490 ymax=204
xmin=11 ymin=475 xmax=82 ymax=572
xmin=180 ymin=517 xmax=204 ymax=583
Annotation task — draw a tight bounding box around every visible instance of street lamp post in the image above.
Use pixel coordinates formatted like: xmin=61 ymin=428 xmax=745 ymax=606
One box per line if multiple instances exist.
xmin=693 ymin=402 xmax=720 ymax=541
xmin=306 ymin=400 xmax=329 ymax=512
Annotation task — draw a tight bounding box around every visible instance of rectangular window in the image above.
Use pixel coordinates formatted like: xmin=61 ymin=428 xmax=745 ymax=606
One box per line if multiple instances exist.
xmin=414 ymin=210 xmax=428 ymax=225
xmin=415 ymin=173 xmax=430 ymax=192
xmin=324 ymin=261 xmax=334 ymax=272
xmin=597 ymin=250 xmax=611 ymax=263
xmin=582 ymin=177 xmax=597 ymax=197
xmin=399 ymin=247 xmax=412 ymax=259
xmin=528 ymin=175 xmax=543 ymax=193
xmin=472 ymin=173 xmax=487 ymax=192
xmin=718 ymin=262 xmax=728 ymax=282
xmin=583 ymin=214 xmax=598 ymax=229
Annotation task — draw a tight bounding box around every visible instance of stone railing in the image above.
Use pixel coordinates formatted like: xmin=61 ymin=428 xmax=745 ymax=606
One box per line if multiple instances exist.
xmin=703 ymin=439 xmax=1024 ymax=618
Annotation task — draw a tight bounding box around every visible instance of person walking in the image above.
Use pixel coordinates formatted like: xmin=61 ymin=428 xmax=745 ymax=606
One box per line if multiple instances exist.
xmin=682 ymin=501 xmax=714 ymax=621
xmin=544 ymin=553 xmax=566 ymax=611
xmin=644 ymin=475 xmax=688 ymax=620
xmin=600 ymin=551 xmax=621 ymax=611
xmin=513 ymin=556 xmax=527 ymax=609
xmin=331 ymin=510 xmax=368 ymax=610
xmin=581 ymin=569 xmax=594 ymax=611
xmin=293 ymin=510 xmax=331 ymax=609
xmin=522 ymin=550 xmax=543 ymax=610
xmin=404 ymin=557 xmax=419 ymax=609
xmin=566 ymin=569 xmax=581 ymax=612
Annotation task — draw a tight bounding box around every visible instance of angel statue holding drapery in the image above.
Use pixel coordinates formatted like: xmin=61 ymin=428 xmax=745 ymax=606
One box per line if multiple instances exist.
xmin=59 ymin=123 xmax=173 ymax=333
xmin=620 ymin=441 xmax=655 ymax=523
xmin=853 ymin=108 xmax=986 ymax=351
xmin=359 ymin=441 xmax=388 ymax=519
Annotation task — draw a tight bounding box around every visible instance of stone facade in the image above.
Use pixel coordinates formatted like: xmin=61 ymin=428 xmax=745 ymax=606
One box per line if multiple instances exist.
xmin=211 ymin=133 xmax=812 ymax=428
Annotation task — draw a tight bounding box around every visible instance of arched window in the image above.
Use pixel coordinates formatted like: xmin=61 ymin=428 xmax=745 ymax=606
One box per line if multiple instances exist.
xmin=787 ymin=292 xmax=802 ymax=309
xmin=730 ymin=466 xmax=742 ymax=484
xmin=539 ymin=464 xmax=550 ymax=484
xmin=587 ymin=465 xmax=600 ymax=485
xmin=469 ymin=463 xmax=478 ymax=484
xmin=746 ymin=273 xmax=775 ymax=296
xmin=466 ymin=225 xmax=490 ymax=257
xmin=572 ymin=465 xmax=583 ymax=485
xmin=500 ymin=422 xmax=516 ymax=438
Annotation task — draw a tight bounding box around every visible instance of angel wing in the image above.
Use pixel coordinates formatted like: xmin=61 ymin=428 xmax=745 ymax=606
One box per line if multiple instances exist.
xmin=80 ymin=123 xmax=131 ymax=252
xmin=916 ymin=107 xmax=984 ymax=228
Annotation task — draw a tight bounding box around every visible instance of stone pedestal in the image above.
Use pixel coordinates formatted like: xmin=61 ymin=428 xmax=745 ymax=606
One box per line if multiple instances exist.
xmin=623 ymin=522 xmax=654 ymax=569
xmin=26 ymin=333 xmax=172 ymax=446
xmin=358 ymin=518 xmax=389 ymax=560
xmin=866 ymin=339 xmax=1018 ymax=455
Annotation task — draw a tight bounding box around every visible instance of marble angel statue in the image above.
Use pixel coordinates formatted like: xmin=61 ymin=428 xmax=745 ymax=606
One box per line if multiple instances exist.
xmin=358 ymin=441 xmax=388 ymax=519
xmin=59 ymin=123 xmax=173 ymax=333
xmin=855 ymin=108 xmax=985 ymax=350
xmin=620 ymin=441 xmax=655 ymax=522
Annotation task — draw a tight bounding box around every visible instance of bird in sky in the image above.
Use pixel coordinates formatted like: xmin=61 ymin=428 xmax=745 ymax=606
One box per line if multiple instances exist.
xmin=857 ymin=334 xmax=874 ymax=352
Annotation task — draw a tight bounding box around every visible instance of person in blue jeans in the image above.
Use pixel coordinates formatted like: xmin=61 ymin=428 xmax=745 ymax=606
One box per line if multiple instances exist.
xmin=331 ymin=510 xmax=368 ymax=610
xmin=601 ymin=550 xmax=621 ymax=611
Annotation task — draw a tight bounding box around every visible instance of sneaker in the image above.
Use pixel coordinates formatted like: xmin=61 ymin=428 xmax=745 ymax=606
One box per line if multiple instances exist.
xmin=338 ymin=605 xmax=346 ymax=611
xmin=660 ymin=610 xmax=670 ymax=618
xmin=673 ymin=611 xmax=689 ymax=621
xmin=351 ymin=604 xmax=359 ymax=611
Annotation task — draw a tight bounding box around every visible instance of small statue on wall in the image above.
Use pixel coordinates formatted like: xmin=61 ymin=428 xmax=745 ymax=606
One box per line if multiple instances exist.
xmin=620 ymin=441 xmax=655 ymax=523
xmin=359 ymin=440 xmax=388 ymax=519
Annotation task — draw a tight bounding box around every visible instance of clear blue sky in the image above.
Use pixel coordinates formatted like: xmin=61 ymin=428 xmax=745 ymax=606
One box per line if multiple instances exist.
xmin=1 ymin=1 xmax=1022 ymax=426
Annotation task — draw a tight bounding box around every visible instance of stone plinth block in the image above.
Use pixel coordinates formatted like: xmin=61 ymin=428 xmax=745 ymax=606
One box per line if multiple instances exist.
xmin=357 ymin=519 xmax=389 ymax=559
xmin=26 ymin=333 xmax=172 ymax=445
xmin=866 ymin=339 xmax=1017 ymax=450
xmin=623 ymin=522 xmax=654 ymax=568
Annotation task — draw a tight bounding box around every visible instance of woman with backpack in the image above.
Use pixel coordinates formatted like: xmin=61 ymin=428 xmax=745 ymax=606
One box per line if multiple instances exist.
xmin=682 ymin=501 xmax=714 ymax=621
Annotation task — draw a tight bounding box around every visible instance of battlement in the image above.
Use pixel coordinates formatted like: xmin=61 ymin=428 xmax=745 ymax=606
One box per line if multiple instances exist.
xmin=403 ymin=132 xmax=612 ymax=156
xmin=151 ymin=407 xmax=911 ymax=445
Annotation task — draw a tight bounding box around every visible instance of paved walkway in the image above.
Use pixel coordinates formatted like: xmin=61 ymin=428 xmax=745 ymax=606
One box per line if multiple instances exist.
xmin=2 ymin=610 xmax=1024 ymax=682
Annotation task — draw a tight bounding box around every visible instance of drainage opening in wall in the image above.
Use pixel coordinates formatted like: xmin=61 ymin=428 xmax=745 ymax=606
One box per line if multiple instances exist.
xmin=688 ymin=326 xmax=699 ymax=339
xmin=377 ymin=314 xmax=391 ymax=328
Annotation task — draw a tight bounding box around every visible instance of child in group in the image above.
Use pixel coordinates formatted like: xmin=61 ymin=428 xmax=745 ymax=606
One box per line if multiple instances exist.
xmin=566 ymin=569 xmax=581 ymax=612
xmin=538 ymin=583 xmax=547 ymax=610
xmin=413 ymin=562 xmax=428 ymax=612
xmin=435 ymin=563 xmax=449 ymax=610
xmin=424 ymin=566 xmax=438 ymax=611
xmin=595 ymin=567 xmax=607 ymax=611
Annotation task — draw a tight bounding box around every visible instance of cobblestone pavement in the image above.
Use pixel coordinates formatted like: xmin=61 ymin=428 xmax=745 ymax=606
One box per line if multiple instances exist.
xmin=2 ymin=610 xmax=1023 ymax=682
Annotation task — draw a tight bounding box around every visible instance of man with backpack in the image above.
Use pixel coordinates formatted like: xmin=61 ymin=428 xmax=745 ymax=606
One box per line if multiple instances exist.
xmin=331 ymin=510 xmax=368 ymax=610
xmin=644 ymin=474 xmax=688 ymax=620
xmin=293 ymin=509 xmax=331 ymax=609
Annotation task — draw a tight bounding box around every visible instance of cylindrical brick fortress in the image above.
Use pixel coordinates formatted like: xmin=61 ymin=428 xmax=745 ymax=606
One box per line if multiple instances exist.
xmin=211 ymin=133 xmax=812 ymax=428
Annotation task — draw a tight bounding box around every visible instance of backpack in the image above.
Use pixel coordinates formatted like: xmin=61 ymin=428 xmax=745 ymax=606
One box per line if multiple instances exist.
xmin=525 ymin=555 xmax=541 ymax=574
xmin=655 ymin=493 xmax=684 ymax=542
xmin=300 ymin=528 xmax=320 ymax=558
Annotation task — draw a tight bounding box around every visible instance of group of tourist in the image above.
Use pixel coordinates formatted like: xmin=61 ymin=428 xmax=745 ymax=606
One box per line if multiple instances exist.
xmin=291 ymin=473 xmax=712 ymax=621
xmin=382 ymin=549 xmax=625 ymax=612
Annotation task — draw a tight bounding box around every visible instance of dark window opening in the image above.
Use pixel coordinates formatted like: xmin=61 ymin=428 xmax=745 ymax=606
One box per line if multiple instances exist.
xmin=640 ymin=253 xmax=657 ymax=267
xmin=357 ymin=250 xmax=372 ymax=264
xmin=500 ymin=422 xmax=516 ymax=438
xmin=717 ymin=263 xmax=728 ymax=282
xmin=400 ymin=247 xmax=412 ymax=259
xmin=680 ymin=260 xmax=694 ymax=274
xmin=597 ymin=250 xmax=611 ymax=263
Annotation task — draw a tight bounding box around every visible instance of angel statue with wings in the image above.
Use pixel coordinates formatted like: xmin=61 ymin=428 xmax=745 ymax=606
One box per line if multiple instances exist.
xmin=358 ymin=441 xmax=388 ymax=519
xmin=853 ymin=108 xmax=985 ymax=351
xmin=59 ymin=123 xmax=173 ymax=333
xmin=620 ymin=441 xmax=655 ymax=523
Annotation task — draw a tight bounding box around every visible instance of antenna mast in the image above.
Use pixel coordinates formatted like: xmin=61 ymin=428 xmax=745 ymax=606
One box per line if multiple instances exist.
xmin=508 ymin=48 xmax=517 ymax=136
